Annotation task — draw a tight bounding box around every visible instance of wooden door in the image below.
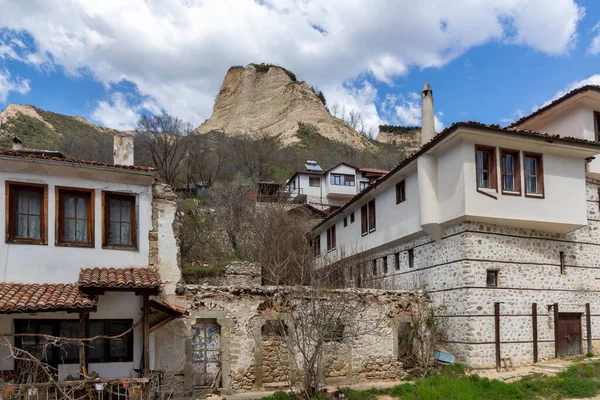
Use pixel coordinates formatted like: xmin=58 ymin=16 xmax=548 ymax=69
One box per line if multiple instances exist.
xmin=191 ymin=321 xmax=221 ymax=387
xmin=557 ymin=313 xmax=582 ymax=357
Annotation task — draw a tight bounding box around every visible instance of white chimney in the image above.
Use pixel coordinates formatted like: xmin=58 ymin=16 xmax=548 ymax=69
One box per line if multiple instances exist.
xmin=113 ymin=133 xmax=134 ymax=166
xmin=421 ymin=82 xmax=435 ymax=145
xmin=12 ymin=136 xmax=23 ymax=151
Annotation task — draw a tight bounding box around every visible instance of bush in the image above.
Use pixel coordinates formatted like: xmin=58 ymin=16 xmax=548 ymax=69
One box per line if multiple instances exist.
xmin=250 ymin=63 xmax=297 ymax=81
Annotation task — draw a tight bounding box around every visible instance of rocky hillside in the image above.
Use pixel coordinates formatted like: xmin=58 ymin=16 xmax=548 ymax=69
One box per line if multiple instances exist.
xmin=194 ymin=64 xmax=370 ymax=148
xmin=376 ymin=125 xmax=421 ymax=154
xmin=0 ymin=104 xmax=116 ymax=162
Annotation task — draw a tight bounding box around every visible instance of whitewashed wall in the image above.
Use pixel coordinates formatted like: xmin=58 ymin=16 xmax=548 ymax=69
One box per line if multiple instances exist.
xmin=0 ymin=159 xmax=154 ymax=284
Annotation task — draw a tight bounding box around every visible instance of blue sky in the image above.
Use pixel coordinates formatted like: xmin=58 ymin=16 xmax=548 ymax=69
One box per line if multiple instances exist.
xmin=0 ymin=0 xmax=599 ymax=135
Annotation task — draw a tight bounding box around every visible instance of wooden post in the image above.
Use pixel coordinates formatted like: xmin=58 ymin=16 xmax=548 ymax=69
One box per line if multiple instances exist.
xmin=586 ymin=303 xmax=593 ymax=355
xmin=554 ymin=303 xmax=559 ymax=358
xmin=143 ymin=294 xmax=150 ymax=376
xmin=79 ymin=312 xmax=89 ymax=376
xmin=532 ymin=303 xmax=538 ymax=363
xmin=494 ymin=302 xmax=501 ymax=372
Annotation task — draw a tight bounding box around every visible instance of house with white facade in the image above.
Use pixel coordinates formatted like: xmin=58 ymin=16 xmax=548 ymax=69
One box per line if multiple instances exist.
xmin=312 ymin=84 xmax=600 ymax=370
xmin=286 ymin=161 xmax=388 ymax=211
xmin=0 ymin=135 xmax=183 ymax=390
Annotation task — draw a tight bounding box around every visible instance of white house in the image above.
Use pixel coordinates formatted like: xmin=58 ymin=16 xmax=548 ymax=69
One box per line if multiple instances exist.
xmin=0 ymin=135 xmax=183 ymax=384
xmin=313 ymin=84 xmax=600 ymax=369
xmin=286 ymin=161 xmax=388 ymax=210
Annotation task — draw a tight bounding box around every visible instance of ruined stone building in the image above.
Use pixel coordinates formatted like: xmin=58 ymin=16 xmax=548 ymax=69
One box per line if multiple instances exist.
xmin=312 ymin=84 xmax=600 ymax=369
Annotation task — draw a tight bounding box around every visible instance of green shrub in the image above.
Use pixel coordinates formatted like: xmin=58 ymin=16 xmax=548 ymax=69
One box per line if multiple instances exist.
xmin=260 ymin=391 xmax=296 ymax=400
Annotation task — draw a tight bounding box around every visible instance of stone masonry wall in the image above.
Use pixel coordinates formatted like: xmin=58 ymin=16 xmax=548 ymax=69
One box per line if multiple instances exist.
xmin=354 ymin=180 xmax=600 ymax=369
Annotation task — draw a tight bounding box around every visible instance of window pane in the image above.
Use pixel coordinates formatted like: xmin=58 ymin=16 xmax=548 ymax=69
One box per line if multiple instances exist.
xmin=527 ymin=176 xmax=537 ymax=193
xmin=76 ymin=197 xmax=87 ymax=218
xmin=525 ymin=158 xmax=536 ymax=175
xmin=59 ymin=321 xmax=80 ymax=361
xmin=29 ymin=216 xmax=41 ymax=239
xmin=109 ymin=222 xmax=121 ymax=244
xmin=504 ymin=174 xmax=514 ymax=191
xmin=476 ymin=152 xmax=483 ymax=169
xmin=17 ymin=191 xmax=28 ymax=213
xmin=121 ymin=200 xmax=131 ymax=222
xmin=29 ymin=192 xmax=41 ymax=215
xmin=108 ymin=321 xmax=130 ymax=359
xmin=76 ymin=219 xmax=87 ymax=242
xmin=109 ymin=199 xmax=121 ymax=221
xmin=17 ymin=214 xmax=28 ymax=237
xmin=486 ymin=272 xmax=496 ymax=286
xmin=504 ymin=155 xmax=513 ymax=174
xmin=64 ymin=196 xmax=76 ymax=218
xmin=121 ymin=223 xmax=131 ymax=245
xmin=64 ymin=218 xmax=75 ymax=241
xmin=89 ymin=322 xmax=106 ymax=361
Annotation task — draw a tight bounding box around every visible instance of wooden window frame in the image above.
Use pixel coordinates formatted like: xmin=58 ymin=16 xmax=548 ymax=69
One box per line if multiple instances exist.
xmin=88 ymin=319 xmax=134 ymax=363
xmin=475 ymin=145 xmax=497 ymax=195
xmin=595 ymin=111 xmax=600 ymax=142
xmin=326 ymin=225 xmax=336 ymax=252
xmin=102 ymin=192 xmax=137 ymax=250
xmin=308 ymin=177 xmax=320 ymax=187
xmin=396 ymin=180 xmax=406 ymax=204
xmin=5 ymin=181 xmax=48 ymax=245
xmin=14 ymin=319 xmax=80 ymax=365
xmin=330 ymin=173 xmax=355 ymax=187
xmin=523 ymin=152 xmax=545 ymax=198
xmin=500 ymin=149 xmax=521 ymax=196
xmin=361 ymin=205 xmax=368 ymax=236
xmin=368 ymin=200 xmax=376 ymax=233
xmin=55 ymin=187 xmax=95 ymax=248
xmin=486 ymin=270 xmax=499 ymax=288
xmin=350 ymin=212 xmax=355 ymax=224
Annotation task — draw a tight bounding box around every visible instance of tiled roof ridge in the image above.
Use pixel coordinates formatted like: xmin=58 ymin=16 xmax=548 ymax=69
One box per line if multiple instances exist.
xmin=78 ymin=266 xmax=162 ymax=289
xmin=312 ymin=120 xmax=600 ymax=231
xmin=508 ymin=85 xmax=600 ymax=128
xmin=0 ymin=147 xmax=156 ymax=172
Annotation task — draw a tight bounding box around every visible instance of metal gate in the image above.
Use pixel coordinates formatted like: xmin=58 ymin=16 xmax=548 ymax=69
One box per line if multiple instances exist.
xmin=557 ymin=313 xmax=582 ymax=357
xmin=191 ymin=320 xmax=221 ymax=387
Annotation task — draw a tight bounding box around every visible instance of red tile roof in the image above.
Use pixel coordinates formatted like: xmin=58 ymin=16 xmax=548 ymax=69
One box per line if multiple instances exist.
xmin=78 ymin=267 xmax=162 ymax=290
xmin=358 ymin=167 xmax=389 ymax=174
xmin=0 ymin=148 xmax=156 ymax=172
xmin=509 ymin=85 xmax=600 ymax=128
xmin=313 ymin=121 xmax=600 ymax=232
xmin=0 ymin=283 xmax=95 ymax=313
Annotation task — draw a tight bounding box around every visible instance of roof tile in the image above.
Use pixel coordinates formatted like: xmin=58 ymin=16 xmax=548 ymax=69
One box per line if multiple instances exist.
xmin=78 ymin=267 xmax=162 ymax=290
xmin=0 ymin=283 xmax=95 ymax=313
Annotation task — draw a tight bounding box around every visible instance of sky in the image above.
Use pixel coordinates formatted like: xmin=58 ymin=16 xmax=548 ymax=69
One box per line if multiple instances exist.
xmin=0 ymin=0 xmax=600 ymax=136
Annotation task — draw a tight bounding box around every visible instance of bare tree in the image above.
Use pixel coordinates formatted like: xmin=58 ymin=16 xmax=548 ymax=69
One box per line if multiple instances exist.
xmin=329 ymin=103 xmax=375 ymax=139
xmin=135 ymin=114 xmax=192 ymax=186
xmin=183 ymin=135 xmax=225 ymax=190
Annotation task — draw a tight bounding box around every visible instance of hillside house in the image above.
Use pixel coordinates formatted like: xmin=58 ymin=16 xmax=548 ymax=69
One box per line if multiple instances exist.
xmin=286 ymin=161 xmax=388 ymax=211
xmin=0 ymin=135 xmax=183 ymax=389
xmin=312 ymin=84 xmax=600 ymax=369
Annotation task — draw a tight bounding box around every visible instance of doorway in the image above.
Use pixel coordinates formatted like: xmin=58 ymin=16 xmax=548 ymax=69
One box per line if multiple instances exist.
xmin=556 ymin=313 xmax=582 ymax=357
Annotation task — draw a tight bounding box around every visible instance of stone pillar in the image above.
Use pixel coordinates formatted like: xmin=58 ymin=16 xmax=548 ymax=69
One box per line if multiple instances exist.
xmin=420 ymin=82 xmax=435 ymax=145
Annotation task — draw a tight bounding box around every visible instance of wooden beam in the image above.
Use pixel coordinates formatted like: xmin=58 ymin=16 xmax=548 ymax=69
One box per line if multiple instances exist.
xmin=554 ymin=303 xmax=559 ymax=358
xmin=494 ymin=302 xmax=501 ymax=372
xmin=79 ymin=312 xmax=89 ymax=376
xmin=532 ymin=303 xmax=538 ymax=363
xmin=143 ymin=294 xmax=150 ymax=376
xmin=586 ymin=303 xmax=592 ymax=355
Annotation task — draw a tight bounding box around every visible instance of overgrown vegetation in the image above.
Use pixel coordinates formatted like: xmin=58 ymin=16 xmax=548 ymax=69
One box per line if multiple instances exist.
xmin=263 ymin=361 xmax=600 ymax=400
xmin=311 ymin=86 xmax=327 ymax=105
xmin=379 ymin=124 xmax=420 ymax=135
xmin=251 ymin=63 xmax=297 ymax=81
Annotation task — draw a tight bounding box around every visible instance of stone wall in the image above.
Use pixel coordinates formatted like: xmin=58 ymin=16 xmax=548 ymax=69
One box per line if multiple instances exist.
xmin=349 ymin=180 xmax=600 ymax=369
xmin=154 ymin=286 xmax=426 ymax=393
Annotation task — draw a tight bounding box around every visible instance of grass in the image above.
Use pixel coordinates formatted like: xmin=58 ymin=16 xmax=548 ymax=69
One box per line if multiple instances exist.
xmin=262 ymin=361 xmax=600 ymax=400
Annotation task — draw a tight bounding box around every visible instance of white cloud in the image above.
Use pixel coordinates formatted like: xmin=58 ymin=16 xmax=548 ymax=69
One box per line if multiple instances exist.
xmin=393 ymin=95 xmax=444 ymax=132
xmin=0 ymin=69 xmax=30 ymax=103
xmin=589 ymin=22 xmax=600 ymax=55
xmin=0 ymin=0 xmax=585 ymax=128
xmin=91 ymin=92 xmax=143 ymax=130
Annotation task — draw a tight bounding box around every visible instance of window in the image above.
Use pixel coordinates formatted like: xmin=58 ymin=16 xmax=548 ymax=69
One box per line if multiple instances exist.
xmin=309 ymin=177 xmax=320 ymax=187
xmin=475 ymin=145 xmax=496 ymax=190
xmin=560 ymin=251 xmax=566 ymax=275
xmin=359 ymin=181 xmax=368 ymax=191
xmin=330 ymin=174 xmax=355 ymax=186
xmin=486 ymin=270 xmax=498 ymax=288
xmin=361 ymin=205 xmax=368 ymax=235
xmin=524 ymin=153 xmax=544 ymax=197
xmin=595 ymin=111 xmax=600 ymax=141
xmin=372 ymin=260 xmax=377 ymax=275
xmin=88 ymin=320 xmax=134 ymax=363
xmin=407 ymin=248 xmax=414 ymax=268
xmin=311 ymin=237 xmax=321 ymax=257
xmin=57 ymin=188 xmax=94 ymax=247
xmin=383 ymin=257 xmax=388 ymax=274
xmin=396 ymin=180 xmax=406 ymax=204
xmin=262 ymin=320 xmax=288 ymax=337
xmin=326 ymin=225 xmax=336 ymax=251
xmin=6 ymin=182 xmax=47 ymax=245
xmin=103 ymin=192 xmax=136 ymax=248
xmin=500 ymin=149 xmax=520 ymax=194
xmin=324 ymin=322 xmax=344 ymax=343
xmin=343 ymin=217 xmax=348 ymax=227
xmin=368 ymin=200 xmax=376 ymax=233
xmin=395 ymin=252 xmax=400 ymax=270
xmin=350 ymin=212 xmax=355 ymax=224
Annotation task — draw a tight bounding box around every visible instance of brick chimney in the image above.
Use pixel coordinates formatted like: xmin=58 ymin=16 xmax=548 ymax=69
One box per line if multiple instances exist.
xmin=113 ymin=133 xmax=134 ymax=166
xmin=421 ymin=82 xmax=435 ymax=145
